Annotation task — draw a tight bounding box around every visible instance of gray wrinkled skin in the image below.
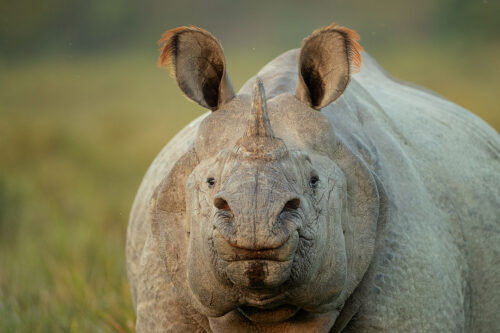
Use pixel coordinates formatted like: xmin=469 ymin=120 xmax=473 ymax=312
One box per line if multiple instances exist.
xmin=127 ymin=26 xmax=500 ymax=332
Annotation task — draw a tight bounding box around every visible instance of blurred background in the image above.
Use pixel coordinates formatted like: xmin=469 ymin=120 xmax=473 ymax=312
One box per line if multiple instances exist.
xmin=0 ymin=0 xmax=499 ymax=331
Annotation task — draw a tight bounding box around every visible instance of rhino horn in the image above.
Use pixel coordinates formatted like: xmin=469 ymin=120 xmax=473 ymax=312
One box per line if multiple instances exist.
xmin=236 ymin=78 xmax=288 ymax=160
xmin=247 ymin=77 xmax=273 ymax=138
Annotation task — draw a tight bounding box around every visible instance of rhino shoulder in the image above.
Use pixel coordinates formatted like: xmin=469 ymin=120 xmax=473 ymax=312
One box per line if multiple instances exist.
xmin=126 ymin=113 xmax=207 ymax=307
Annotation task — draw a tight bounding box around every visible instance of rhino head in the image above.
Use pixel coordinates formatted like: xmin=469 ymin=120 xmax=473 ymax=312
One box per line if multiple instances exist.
xmin=151 ymin=25 xmax=382 ymax=326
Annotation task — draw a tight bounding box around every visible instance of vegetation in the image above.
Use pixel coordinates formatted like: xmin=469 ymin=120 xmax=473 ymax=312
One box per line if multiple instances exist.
xmin=0 ymin=13 xmax=498 ymax=332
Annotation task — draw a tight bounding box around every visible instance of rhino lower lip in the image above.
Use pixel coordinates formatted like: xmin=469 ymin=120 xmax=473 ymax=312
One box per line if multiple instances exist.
xmin=238 ymin=304 xmax=300 ymax=323
xmin=243 ymin=291 xmax=288 ymax=308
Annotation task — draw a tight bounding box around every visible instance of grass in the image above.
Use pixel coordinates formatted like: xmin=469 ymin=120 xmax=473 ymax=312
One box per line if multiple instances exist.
xmin=0 ymin=42 xmax=498 ymax=332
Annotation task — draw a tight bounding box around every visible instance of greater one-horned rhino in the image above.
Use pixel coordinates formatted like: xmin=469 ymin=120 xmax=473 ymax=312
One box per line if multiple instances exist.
xmin=126 ymin=24 xmax=500 ymax=332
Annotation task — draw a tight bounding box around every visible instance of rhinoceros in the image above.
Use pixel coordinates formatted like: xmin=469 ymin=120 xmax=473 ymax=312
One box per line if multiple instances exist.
xmin=126 ymin=24 xmax=500 ymax=332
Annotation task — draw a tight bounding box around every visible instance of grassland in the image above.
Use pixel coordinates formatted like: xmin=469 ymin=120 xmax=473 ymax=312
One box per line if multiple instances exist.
xmin=0 ymin=42 xmax=498 ymax=332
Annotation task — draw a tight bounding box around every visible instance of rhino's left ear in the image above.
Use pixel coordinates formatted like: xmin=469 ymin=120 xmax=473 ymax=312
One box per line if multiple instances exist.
xmin=296 ymin=23 xmax=363 ymax=110
xmin=159 ymin=26 xmax=235 ymax=111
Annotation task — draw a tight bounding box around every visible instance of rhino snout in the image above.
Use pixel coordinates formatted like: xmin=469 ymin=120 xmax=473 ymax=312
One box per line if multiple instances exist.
xmin=212 ymin=195 xmax=301 ymax=251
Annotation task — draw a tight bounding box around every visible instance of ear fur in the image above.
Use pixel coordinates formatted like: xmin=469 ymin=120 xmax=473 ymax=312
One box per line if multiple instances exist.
xmin=159 ymin=26 xmax=235 ymax=111
xmin=296 ymin=23 xmax=363 ymax=110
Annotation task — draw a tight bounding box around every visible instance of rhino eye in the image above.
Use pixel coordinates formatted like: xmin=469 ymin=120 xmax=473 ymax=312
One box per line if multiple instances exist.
xmin=207 ymin=177 xmax=216 ymax=188
xmin=309 ymin=175 xmax=319 ymax=188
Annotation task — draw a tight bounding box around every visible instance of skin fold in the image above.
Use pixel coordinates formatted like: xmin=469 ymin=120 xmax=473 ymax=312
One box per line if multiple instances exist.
xmin=126 ymin=24 xmax=500 ymax=332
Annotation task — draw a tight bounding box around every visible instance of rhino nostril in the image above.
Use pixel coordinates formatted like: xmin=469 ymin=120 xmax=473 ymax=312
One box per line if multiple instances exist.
xmin=214 ymin=197 xmax=231 ymax=211
xmin=283 ymin=198 xmax=300 ymax=211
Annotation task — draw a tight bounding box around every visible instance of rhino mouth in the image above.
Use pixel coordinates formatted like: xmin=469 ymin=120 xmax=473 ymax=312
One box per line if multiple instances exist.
xmin=213 ymin=230 xmax=299 ymax=262
xmin=239 ymin=292 xmax=299 ymax=323
xmin=211 ymin=231 xmax=299 ymax=289
xmin=238 ymin=304 xmax=300 ymax=323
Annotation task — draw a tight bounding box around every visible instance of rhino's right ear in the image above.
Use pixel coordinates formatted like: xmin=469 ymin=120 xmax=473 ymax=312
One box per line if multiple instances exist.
xmin=159 ymin=26 xmax=235 ymax=111
xmin=296 ymin=23 xmax=363 ymax=110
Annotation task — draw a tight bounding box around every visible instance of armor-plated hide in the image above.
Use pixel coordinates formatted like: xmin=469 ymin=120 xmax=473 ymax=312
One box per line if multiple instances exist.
xmin=126 ymin=24 xmax=500 ymax=332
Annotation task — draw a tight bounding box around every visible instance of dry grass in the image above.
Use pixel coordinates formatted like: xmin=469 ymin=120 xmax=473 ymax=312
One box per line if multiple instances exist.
xmin=0 ymin=42 xmax=498 ymax=331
